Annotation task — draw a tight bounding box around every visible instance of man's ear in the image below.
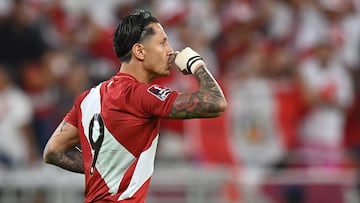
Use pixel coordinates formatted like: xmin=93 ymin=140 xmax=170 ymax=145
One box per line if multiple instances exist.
xmin=132 ymin=43 xmax=145 ymax=61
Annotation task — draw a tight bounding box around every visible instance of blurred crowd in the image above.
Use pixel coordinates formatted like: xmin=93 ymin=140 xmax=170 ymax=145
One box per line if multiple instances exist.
xmin=0 ymin=0 xmax=360 ymax=202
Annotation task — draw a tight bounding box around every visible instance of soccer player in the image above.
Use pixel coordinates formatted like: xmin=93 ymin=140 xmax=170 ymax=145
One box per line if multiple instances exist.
xmin=43 ymin=10 xmax=227 ymax=203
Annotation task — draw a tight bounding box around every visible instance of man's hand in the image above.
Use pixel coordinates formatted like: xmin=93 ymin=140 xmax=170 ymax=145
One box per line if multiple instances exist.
xmin=174 ymin=47 xmax=205 ymax=74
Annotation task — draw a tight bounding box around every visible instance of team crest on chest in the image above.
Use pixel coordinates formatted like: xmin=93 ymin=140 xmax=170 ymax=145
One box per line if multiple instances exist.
xmin=147 ymin=84 xmax=171 ymax=101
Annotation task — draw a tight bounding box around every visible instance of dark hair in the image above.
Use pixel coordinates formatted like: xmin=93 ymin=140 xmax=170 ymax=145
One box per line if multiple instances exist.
xmin=113 ymin=10 xmax=159 ymax=62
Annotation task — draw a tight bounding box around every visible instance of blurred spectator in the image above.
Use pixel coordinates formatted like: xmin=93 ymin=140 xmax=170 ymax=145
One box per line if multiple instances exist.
xmin=22 ymin=51 xmax=63 ymax=153
xmin=0 ymin=64 xmax=38 ymax=169
xmin=56 ymin=60 xmax=91 ymax=120
xmin=317 ymin=0 xmax=360 ymax=70
xmin=226 ymin=42 xmax=285 ymax=203
xmin=298 ymin=38 xmax=354 ymax=171
xmin=289 ymin=0 xmax=330 ymax=57
xmin=0 ymin=0 xmax=48 ymax=85
xmin=261 ymin=0 xmax=304 ymax=46
xmin=66 ymin=12 xmax=118 ymax=65
xmin=267 ymin=44 xmax=307 ymax=154
xmin=267 ymin=43 xmax=308 ymax=203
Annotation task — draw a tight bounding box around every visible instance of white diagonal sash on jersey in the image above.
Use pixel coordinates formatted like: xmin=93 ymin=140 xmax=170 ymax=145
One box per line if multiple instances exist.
xmin=80 ymin=84 xmax=136 ymax=195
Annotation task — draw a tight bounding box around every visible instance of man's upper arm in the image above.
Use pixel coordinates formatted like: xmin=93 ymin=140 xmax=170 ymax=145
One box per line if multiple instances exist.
xmin=44 ymin=121 xmax=79 ymax=156
xmin=137 ymin=83 xmax=178 ymax=117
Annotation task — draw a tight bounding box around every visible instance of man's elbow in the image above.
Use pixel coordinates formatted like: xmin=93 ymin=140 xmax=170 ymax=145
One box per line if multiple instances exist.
xmin=43 ymin=149 xmax=51 ymax=164
xmin=218 ymin=98 xmax=228 ymax=113
xmin=208 ymin=99 xmax=228 ymax=118
xmin=43 ymin=143 xmax=56 ymax=164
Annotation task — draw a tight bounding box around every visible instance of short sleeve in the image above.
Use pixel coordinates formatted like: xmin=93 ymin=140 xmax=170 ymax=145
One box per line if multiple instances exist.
xmin=64 ymin=104 xmax=78 ymax=127
xmin=139 ymin=83 xmax=178 ymax=118
xmin=64 ymin=90 xmax=90 ymax=127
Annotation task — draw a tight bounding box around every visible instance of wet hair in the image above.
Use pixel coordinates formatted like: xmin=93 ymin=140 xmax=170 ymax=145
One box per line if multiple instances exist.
xmin=113 ymin=10 xmax=159 ymax=62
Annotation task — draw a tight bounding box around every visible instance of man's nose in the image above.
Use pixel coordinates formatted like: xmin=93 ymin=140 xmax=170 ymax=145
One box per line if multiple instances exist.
xmin=167 ymin=49 xmax=176 ymax=59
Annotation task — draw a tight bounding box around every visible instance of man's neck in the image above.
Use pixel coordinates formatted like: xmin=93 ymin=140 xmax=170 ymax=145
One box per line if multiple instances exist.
xmin=119 ymin=62 xmax=152 ymax=84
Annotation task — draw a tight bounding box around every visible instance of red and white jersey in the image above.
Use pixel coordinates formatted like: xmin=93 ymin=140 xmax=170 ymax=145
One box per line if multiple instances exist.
xmin=65 ymin=72 xmax=178 ymax=203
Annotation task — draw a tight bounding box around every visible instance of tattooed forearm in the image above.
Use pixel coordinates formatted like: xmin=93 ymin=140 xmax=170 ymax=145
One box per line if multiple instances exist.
xmin=170 ymin=66 xmax=227 ymax=119
xmin=46 ymin=147 xmax=84 ymax=174
xmin=196 ymin=66 xmax=225 ymax=97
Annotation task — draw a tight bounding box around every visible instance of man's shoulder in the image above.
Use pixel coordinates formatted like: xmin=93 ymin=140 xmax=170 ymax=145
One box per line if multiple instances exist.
xmin=73 ymin=88 xmax=93 ymax=107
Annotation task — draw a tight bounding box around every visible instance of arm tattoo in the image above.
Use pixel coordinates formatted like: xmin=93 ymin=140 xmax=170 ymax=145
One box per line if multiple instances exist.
xmin=60 ymin=121 xmax=66 ymax=132
xmin=170 ymin=66 xmax=226 ymax=119
xmin=47 ymin=147 xmax=84 ymax=174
